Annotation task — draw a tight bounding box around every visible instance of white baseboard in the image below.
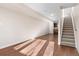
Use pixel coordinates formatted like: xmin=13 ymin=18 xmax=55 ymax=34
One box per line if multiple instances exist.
xmin=0 ymin=40 xmax=27 ymax=49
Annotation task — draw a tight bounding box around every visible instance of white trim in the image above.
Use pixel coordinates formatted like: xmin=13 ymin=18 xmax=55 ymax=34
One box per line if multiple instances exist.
xmin=58 ymin=18 xmax=61 ymax=45
xmin=0 ymin=39 xmax=36 ymax=49
xmin=61 ymin=9 xmax=64 ymax=40
xmin=0 ymin=40 xmax=27 ymax=49
xmin=58 ymin=9 xmax=64 ymax=45
xmin=71 ymin=7 xmax=77 ymax=48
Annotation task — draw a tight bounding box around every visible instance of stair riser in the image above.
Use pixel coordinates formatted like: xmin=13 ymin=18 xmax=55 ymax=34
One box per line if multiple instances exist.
xmin=62 ymin=36 xmax=74 ymax=39
xmin=63 ymin=28 xmax=73 ymax=30
xmin=61 ymin=38 xmax=75 ymax=43
xmin=61 ymin=42 xmax=75 ymax=47
xmin=61 ymin=44 xmax=75 ymax=47
xmin=62 ymin=31 xmax=74 ymax=35
xmin=63 ymin=29 xmax=73 ymax=31
xmin=64 ymin=22 xmax=72 ymax=23
xmin=61 ymin=40 xmax=75 ymax=43
xmin=63 ymin=27 xmax=73 ymax=28
xmin=64 ymin=26 xmax=73 ymax=27
xmin=64 ymin=23 xmax=72 ymax=24
xmin=64 ymin=25 xmax=72 ymax=26
xmin=62 ymin=33 xmax=74 ymax=36
xmin=64 ymin=27 xmax=72 ymax=28
xmin=63 ymin=33 xmax=74 ymax=35
xmin=63 ymin=31 xmax=74 ymax=33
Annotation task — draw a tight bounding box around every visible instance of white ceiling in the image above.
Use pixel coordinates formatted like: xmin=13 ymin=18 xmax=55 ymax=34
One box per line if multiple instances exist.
xmin=0 ymin=3 xmax=77 ymax=23
xmin=25 ymin=3 xmax=77 ymax=23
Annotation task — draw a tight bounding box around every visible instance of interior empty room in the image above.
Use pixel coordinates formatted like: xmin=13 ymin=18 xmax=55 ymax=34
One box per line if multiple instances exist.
xmin=0 ymin=3 xmax=79 ymax=56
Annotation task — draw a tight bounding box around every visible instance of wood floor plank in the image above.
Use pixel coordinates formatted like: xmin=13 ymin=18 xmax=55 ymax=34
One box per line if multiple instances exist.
xmin=0 ymin=34 xmax=78 ymax=56
xmin=19 ymin=39 xmax=42 ymax=55
xmin=43 ymin=41 xmax=54 ymax=56
xmin=26 ymin=49 xmax=34 ymax=56
xmin=14 ymin=39 xmax=35 ymax=50
xmin=30 ymin=40 xmax=47 ymax=56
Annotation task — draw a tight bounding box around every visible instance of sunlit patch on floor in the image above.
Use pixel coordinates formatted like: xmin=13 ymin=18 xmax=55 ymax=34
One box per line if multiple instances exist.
xmin=13 ymin=39 xmax=54 ymax=56
xmin=0 ymin=34 xmax=78 ymax=56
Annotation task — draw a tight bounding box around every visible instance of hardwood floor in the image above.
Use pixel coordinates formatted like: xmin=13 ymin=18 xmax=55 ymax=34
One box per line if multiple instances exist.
xmin=0 ymin=34 xmax=78 ymax=56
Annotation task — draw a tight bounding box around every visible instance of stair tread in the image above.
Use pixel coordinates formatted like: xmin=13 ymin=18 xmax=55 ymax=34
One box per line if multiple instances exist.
xmin=63 ymin=29 xmax=73 ymax=30
xmin=61 ymin=41 xmax=75 ymax=45
xmin=63 ymin=28 xmax=73 ymax=30
xmin=62 ymin=38 xmax=75 ymax=43
xmin=64 ymin=23 xmax=72 ymax=26
xmin=63 ymin=26 xmax=72 ymax=28
xmin=63 ymin=28 xmax=73 ymax=29
xmin=63 ymin=32 xmax=74 ymax=34
xmin=62 ymin=38 xmax=75 ymax=41
xmin=61 ymin=41 xmax=75 ymax=44
xmin=63 ymin=28 xmax=72 ymax=29
xmin=63 ymin=34 xmax=74 ymax=36
xmin=63 ymin=30 xmax=73 ymax=32
xmin=62 ymin=36 xmax=74 ymax=39
xmin=64 ymin=25 xmax=73 ymax=27
xmin=62 ymin=35 xmax=74 ymax=38
xmin=64 ymin=27 xmax=73 ymax=28
xmin=61 ymin=41 xmax=75 ymax=47
xmin=63 ymin=31 xmax=74 ymax=33
xmin=63 ymin=35 xmax=74 ymax=37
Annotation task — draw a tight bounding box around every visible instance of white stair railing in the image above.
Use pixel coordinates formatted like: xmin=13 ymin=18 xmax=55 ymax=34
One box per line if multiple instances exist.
xmin=58 ymin=9 xmax=64 ymax=45
xmin=60 ymin=16 xmax=64 ymax=42
xmin=71 ymin=7 xmax=77 ymax=48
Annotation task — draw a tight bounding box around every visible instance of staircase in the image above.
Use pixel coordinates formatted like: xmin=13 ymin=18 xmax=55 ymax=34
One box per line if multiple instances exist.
xmin=61 ymin=17 xmax=75 ymax=47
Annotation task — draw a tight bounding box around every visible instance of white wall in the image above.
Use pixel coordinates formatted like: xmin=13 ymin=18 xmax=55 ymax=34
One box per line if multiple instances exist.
xmin=63 ymin=8 xmax=72 ymax=17
xmin=0 ymin=6 xmax=53 ymax=48
xmin=72 ymin=5 xmax=79 ymax=53
xmin=58 ymin=10 xmax=62 ymax=45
